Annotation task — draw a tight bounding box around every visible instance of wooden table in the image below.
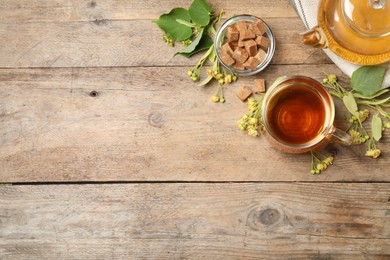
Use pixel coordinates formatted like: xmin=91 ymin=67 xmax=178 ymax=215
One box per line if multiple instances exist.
xmin=1 ymin=0 xmax=389 ymax=258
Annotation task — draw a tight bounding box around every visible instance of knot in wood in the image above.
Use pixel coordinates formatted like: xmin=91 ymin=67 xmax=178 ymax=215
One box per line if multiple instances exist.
xmin=258 ymin=208 xmax=281 ymax=226
xmin=91 ymin=15 xmax=107 ymax=26
xmin=148 ymin=112 xmax=164 ymax=128
xmin=87 ymin=1 xmax=97 ymax=8
xmin=89 ymin=90 xmax=99 ymax=97
xmin=247 ymin=207 xmax=282 ymax=230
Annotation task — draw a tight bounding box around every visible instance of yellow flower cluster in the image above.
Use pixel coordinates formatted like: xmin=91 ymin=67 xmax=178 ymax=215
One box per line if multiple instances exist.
xmin=188 ymin=70 xmax=199 ymax=81
xmin=211 ymin=95 xmax=225 ymax=103
xmin=237 ymin=97 xmax=263 ymax=137
xmin=207 ymin=69 xmax=237 ymax=85
xmin=162 ymin=34 xmax=174 ymax=47
xmin=181 ymin=39 xmax=192 ymax=46
xmin=348 ymin=129 xmax=369 ymax=144
xmin=383 ymin=121 xmax=390 ymax=130
xmin=365 ymin=136 xmax=381 ymax=159
xmin=206 ymin=69 xmax=237 ymax=103
xmin=365 ymin=149 xmax=381 ymax=159
xmin=349 ymin=109 xmax=370 ymax=124
xmin=322 ymin=74 xmax=337 ymax=84
xmin=310 ymin=151 xmax=334 ymax=174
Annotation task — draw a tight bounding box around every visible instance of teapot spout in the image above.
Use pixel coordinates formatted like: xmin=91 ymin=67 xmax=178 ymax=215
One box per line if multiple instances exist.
xmin=301 ymin=26 xmax=328 ymax=48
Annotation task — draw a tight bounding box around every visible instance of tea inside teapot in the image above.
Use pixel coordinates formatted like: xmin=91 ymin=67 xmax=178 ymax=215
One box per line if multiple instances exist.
xmin=342 ymin=0 xmax=390 ymax=38
xmin=302 ymin=0 xmax=390 ymax=65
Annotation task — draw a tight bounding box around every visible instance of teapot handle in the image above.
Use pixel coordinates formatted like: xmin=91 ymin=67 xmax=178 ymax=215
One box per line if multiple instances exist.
xmin=301 ymin=26 xmax=328 ymax=48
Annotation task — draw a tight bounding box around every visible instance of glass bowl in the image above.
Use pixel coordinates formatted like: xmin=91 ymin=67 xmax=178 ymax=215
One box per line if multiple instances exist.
xmin=214 ymin=14 xmax=276 ymax=76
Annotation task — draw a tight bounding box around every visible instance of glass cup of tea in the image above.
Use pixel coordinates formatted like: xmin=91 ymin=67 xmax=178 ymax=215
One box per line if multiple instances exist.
xmin=261 ymin=76 xmax=352 ymax=153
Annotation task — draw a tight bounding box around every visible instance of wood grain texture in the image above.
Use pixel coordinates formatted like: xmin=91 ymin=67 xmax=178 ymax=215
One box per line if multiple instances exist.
xmin=2 ymin=0 xmax=390 ymax=259
xmin=1 ymin=66 xmax=389 ymax=183
xmin=0 ymin=0 xmax=296 ymax=22
xmin=0 ymin=18 xmax=329 ymax=68
xmin=1 ymin=183 xmax=389 ymax=259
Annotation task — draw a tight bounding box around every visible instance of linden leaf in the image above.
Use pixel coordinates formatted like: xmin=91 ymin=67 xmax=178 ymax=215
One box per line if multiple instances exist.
xmin=176 ymin=19 xmax=196 ymax=28
xmin=359 ymin=96 xmax=390 ymax=106
xmin=343 ymin=91 xmax=359 ymax=117
xmin=176 ymin=33 xmax=213 ymax=58
xmin=188 ymin=0 xmax=212 ymax=26
xmin=198 ymin=75 xmax=213 ymax=86
xmin=154 ymin=8 xmax=192 ymax=41
xmin=350 ymin=66 xmax=386 ymax=97
xmin=372 ymin=114 xmax=382 ymax=141
xmin=353 ymin=88 xmax=389 ymax=100
xmin=207 ymin=45 xmax=215 ymax=62
xmin=176 ymin=27 xmax=204 ymax=56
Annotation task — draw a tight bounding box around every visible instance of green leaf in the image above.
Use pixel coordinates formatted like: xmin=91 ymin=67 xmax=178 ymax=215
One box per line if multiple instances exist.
xmin=197 ymin=45 xmax=216 ymax=86
xmin=176 ymin=28 xmax=204 ymax=55
xmin=154 ymin=8 xmax=192 ymax=41
xmin=198 ymin=75 xmax=213 ymax=86
xmin=208 ymin=24 xmax=217 ymax=35
xmin=176 ymin=33 xmax=213 ymax=58
xmin=207 ymin=47 xmax=215 ymax=62
xmin=372 ymin=114 xmax=382 ymax=141
xmin=329 ymin=90 xmax=343 ymax=99
xmin=343 ymin=92 xmax=359 ymax=117
xmin=353 ymin=88 xmax=389 ymax=99
xmin=176 ymin=19 xmax=196 ymax=28
xmin=350 ymin=66 xmax=386 ymax=97
xmin=358 ymin=96 xmax=390 ymax=106
xmin=188 ymin=0 xmax=212 ymax=26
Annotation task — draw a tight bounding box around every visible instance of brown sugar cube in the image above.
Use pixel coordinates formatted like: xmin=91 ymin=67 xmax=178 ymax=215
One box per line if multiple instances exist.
xmin=253 ymin=79 xmax=266 ymax=93
xmin=232 ymin=48 xmax=249 ymax=64
xmin=243 ymin=57 xmax=260 ymax=70
xmin=234 ymin=62 xmax=245 ymax=70
xmin=255 ymin=49 xmax=267 ymax=62
xmin=252 ymin=20 xmax=267 ymax=36
xmin=256 ymin=36 xmax=270 ymax=51
xmin=236 ymin=86 xmax=252 ymax=101
xmin=238 ymin=40 xmax=246 ymax=48
xmin=230 ymin=41 xmax=239 ymax=50
xmin=227 ymin=25 xmax=239 ymax=42
xmin=220 ymin=53 xmax=235 ymax=66
xmin=235 ymin=20 xmax=247 ymax=31
xmin=221 ymin=42 xmax=234 ymax=56
xmin=239 ymin=29 xmax=256 ymax=41
xmin=244 ymin=39 xmax=258 ymax=57
xmin=247 ymin=23 xmax=254 ymax=32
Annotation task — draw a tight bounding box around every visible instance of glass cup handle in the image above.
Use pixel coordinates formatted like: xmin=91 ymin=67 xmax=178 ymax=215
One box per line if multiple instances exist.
xmin=327 ymin=126 xmax=353 ymax=145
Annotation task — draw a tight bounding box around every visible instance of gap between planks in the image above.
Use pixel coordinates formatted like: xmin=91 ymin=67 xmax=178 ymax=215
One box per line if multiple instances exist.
xmin=6 ymin=180 xmax=390 ymax=186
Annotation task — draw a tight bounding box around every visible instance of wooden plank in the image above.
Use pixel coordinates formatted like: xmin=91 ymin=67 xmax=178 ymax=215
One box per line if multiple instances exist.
xmin=0 ymin=18 xmax=329 ymax=68
xmin=1 ymin=65 xmax=390 ymax=182
xmin=0 ymin=0 xmax=297 ymax=22
xmin=0 ymin=183 xmax=389 ymax=259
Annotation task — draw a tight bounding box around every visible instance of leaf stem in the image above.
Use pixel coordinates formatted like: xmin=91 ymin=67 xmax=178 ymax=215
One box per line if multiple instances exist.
xmin=176 ymin=19 xmax=197 ymax=28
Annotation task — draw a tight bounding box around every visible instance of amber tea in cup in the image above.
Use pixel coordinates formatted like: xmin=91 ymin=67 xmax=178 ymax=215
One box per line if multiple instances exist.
xmin=261 ymin=76 xmax=352 ymax=153
xmin=266 ymin=85 xmax=326 ymax=144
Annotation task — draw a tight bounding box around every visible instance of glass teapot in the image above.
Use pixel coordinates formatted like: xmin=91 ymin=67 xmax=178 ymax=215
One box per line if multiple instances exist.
xmin=302 ymin=0 xmax=390 ymax=65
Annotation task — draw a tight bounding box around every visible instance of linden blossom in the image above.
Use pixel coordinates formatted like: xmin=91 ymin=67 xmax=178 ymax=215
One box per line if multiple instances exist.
xmin=310 ymin=151 xmax=334 ymax=175
xmin=156 ymin=0 xmax=240 ymax=103
xmin=322 ymin=70 xmax=389 ymax=160
xmin=237 ymin=97 xmax=264 ymax=137
xmin=237 ymin=70 xmax=389 ymax=174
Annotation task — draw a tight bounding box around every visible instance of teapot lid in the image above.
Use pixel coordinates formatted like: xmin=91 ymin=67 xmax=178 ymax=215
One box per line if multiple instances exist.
xmin=342 ymin=0 xmax=390 ymax=37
